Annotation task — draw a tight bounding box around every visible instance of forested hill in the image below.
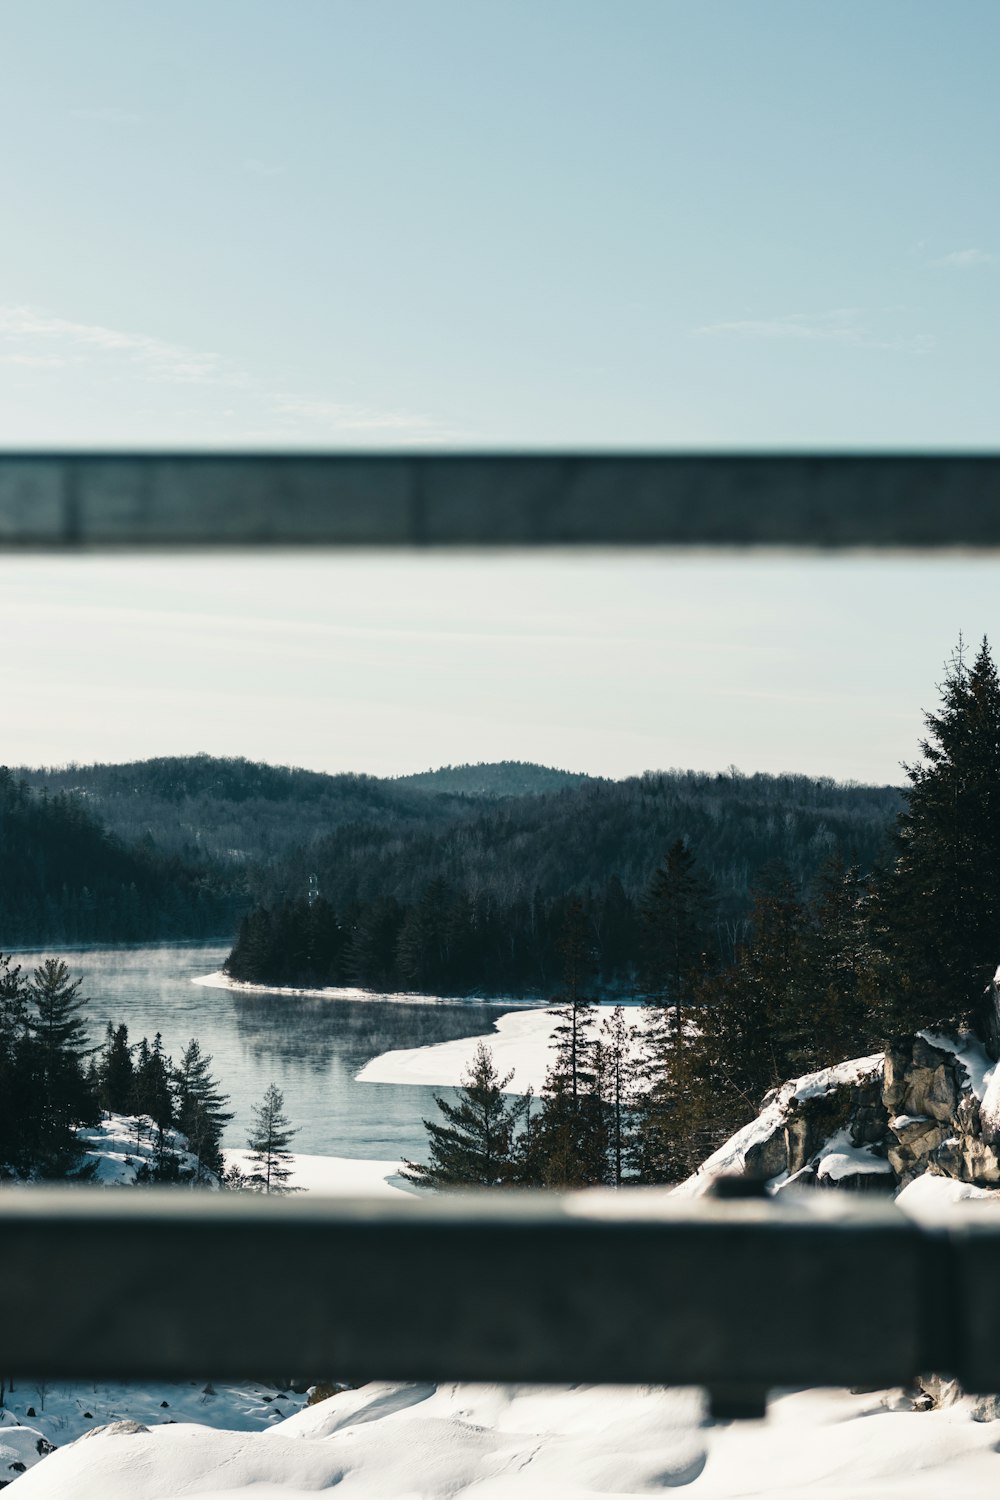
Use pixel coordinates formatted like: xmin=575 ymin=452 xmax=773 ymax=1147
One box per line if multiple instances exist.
xmin=263 ymin=768 xmax=902 ymax=916
xmin=13 ymin=755 xmax=903 ymax=976
xmin=18 ymin=755 xmax=475 ymax=866
xmin=230 ymin=768 xmax=903 ymax=997
xmin=394 ymin=761 xmax=592 ymax=799
xmin=0 ymin=769 xmax=240 ymax=947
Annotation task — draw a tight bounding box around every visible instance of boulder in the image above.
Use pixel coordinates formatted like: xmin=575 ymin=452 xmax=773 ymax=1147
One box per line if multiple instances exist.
xmin=884 ymin=1035 xmax=966 ymax=1123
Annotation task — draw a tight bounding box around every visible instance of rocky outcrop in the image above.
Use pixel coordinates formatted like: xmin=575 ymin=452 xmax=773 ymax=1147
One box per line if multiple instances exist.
xmin=680 ymin=1026 xmax=1000 ymax=1198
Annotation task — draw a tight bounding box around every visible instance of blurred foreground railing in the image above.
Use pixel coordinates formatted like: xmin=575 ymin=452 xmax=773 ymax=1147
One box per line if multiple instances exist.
xmin=1 ymin=451 xmax=1000 ymax=547
xmin=2 ymin=1186 xmax=998 ymax=1414
xmin=5 ymin=449 xmax=1000 ymax=1416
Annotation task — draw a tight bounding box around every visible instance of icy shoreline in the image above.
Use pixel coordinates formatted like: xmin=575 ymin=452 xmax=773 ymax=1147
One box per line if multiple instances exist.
xmin=192 ymin=969 xmax=542 ymax=1008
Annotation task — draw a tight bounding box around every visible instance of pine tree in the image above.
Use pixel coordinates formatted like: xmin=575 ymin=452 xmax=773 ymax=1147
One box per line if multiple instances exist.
xmin=97 ymin=1022 xmax=135 ymax=1113
xmin=174 ymin=1039 xmax=233 ymax=1176
xmin=403 ymin=1042 xmax=527 ymax=1186
xmin=888 ymin=636 xmax=1000 ymax=1029
xmin=0 ymin=955 xmax=32 ymax=1173
xmin=26 ymin=959 xmax=97 ymax=1173
xmin=246 ymin=1083 xmax=298 ymax=1194
xmin=633 ymin=843 xmax=716 ymax=1182
xmin=548 ymin=898 xmax=598 ymax=1105
xmin=809 ymin=861 xmax=885 ymax=1061
xmin=640 ymin=840 xmax=715 ymax=1034
xmin=600 ymin=1004 xmax=636 ymax=1187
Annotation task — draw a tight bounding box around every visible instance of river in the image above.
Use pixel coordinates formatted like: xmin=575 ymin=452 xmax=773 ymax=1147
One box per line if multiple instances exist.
xmin=13 ymin=942 xmax=538 ymax=1163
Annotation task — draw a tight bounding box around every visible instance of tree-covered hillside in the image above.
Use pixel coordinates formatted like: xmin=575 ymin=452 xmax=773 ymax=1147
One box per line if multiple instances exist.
xmin=18 ymin=755 xmax=473 ymax=867
xmin=395 ymin=761 xmax=592 ymax=799
xmin=0 ymin=769 xmax=240 ymax=947
xmin=266 ymin=768 xmax=901 ymax=921
xmin=229 ymin=769 xmax=901 ymax=997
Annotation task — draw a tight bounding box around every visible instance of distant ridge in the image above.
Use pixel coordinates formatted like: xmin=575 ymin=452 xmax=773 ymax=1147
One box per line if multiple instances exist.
xmin=394 ymin=760 xmax=594 ymax=799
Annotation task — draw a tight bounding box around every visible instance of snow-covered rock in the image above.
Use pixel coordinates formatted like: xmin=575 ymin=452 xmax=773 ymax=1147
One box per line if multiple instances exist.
xmin=679 ymin=1028 xmax=1000 ymax=1200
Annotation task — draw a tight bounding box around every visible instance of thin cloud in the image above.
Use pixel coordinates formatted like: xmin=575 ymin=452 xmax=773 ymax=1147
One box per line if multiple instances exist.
xmin=0 ymin=305 xmax=233 ymax=385
xmin=929 ymin=247 xmax=996 ymax=268
xmin=695 ymin=310 xmax=934 ymax=354
xmin=0 ymin=302 xmax=461 ymax=442
xmin=69 ymin=106 xmax=143 ymax=126
xmin=244 ymin=159 xmax=283 ymax=178
xmin=269 ymin=395 xmax=452 ymax=440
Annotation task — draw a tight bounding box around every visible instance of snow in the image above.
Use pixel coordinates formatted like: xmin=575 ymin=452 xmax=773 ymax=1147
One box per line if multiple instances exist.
xmin=193 ymin=971 xmax=537 ymax=1009
xmin=222 ymin=1149 xmax=417 ymax=1199
xmin=356 ymin=1004 xmax=652 ymax=1096
xmin=13 ymin=1379 xmax=1000 ymax=1499
xmin=814 ymin=1128 xmax=893 ymax=1182
xmin=674 ymin=1053 xmax=884 ymax=1196
xmin=918 ymin=1029 xmax=996 ymax=1102
xmin=895 ymin=1171 xmax=1000 ymax=1219
xmin=0 ymin=1378 xmax=310 ymax=1485
xmin=73 ymin=1112 xmax=210 ymax=1187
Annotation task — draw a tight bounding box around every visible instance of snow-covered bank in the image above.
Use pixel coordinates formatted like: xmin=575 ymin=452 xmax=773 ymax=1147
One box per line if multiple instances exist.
xmin=13 ymin=1379 xmax=1000 ymax=1499
xmin=0 ymin=1379 xmax=309 ymax=1486
xmin=193 ymin=970 xmax=538 ymax=1008
xmin=222 ymin=1149 xmax=416 ymax=1198
xmin=356 ymin=1003 xmax=652 ymax=1095
xmin=72 ymin=1112 xmax=215 ymax=1187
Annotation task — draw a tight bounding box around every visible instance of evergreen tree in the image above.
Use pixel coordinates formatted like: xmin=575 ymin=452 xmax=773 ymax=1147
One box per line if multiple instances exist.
xmin=97 ymin=1022 xmax=135 ymax=1113
xmin=26 ymin=959 xmax=97 ymax=1173
xmin=132 ymin=1032 xmax=174 ymax=1130
xmin=600 ymin=1004 xmax=637 ymax=1187
xmin=548 ymin=898 xmax=597 ymax=1104
xmin=246 ymin=1083 xmax=298 ymax=1194
xmin=640 ymin=840 xmax=715 ymax=1032
xmin=633 ymin=842 xmax=716 ymax=1182
xmin=888 ymin=637 xmax=1000 ymax=1029
xmin=809 ymin=861 xmax=885 ymax=1061
xmin=403 ymin=1042 xmax=527 ymax=1187
xmin=0 ymin=955 xmax=32 ymax=1173
xmin=174 ymin=1038 xmax=233 ymax=1176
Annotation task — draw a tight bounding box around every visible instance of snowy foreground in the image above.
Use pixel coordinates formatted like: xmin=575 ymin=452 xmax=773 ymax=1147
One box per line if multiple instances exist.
xmin=11 ymin=1379 xmax=1000 ymax=1499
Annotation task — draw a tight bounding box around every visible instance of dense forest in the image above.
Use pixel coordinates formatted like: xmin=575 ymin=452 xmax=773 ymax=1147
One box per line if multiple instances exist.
xmin=407 ymin=639 xmax=1000 ymax=1188
xmin=226 ymin=768 xmax=901 ymax=995
xmin=0 ymin=768 xmax=242 ymax=947
xmin=0 ymin=952 xmax=231 ymax=1181
xmin=12 ymin=755 xmax=900 ymax=982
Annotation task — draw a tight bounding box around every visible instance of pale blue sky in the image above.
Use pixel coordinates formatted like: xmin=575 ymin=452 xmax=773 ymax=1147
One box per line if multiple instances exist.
xmin=2 ymin=552 xmax=998 ymax=784
xmin=0 ymin=1 xmax=997 ymax=446
xmin=1 ymin=6 xmax=998 ymax=783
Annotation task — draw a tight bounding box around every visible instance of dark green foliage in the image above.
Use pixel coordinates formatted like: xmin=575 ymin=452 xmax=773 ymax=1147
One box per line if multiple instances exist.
xmin=633 ymin=842 xmax=717 ymax=1181
xmin=97 ymin=1023 xmax=135 ymax=1112
xmin=0 ymin=956 xmax=98 ymax=1176
xmin=396 ymin=761 xmax=591 ymax=799
xmin=26 ymin=959 xmax=98 ymax=1174
xmin=0 ymin=766 xmax=240 ymax=947
xmin=246 ymin=1083 xmax=298 ymax=1194
xmin=174 ymin=1039 xmax=233 ymax=1177
xmin=224 ymin=765 xmax=899 ymax=998
xmin=887 ymin=637 xmax=1000 ymax=1029
xmin=403 ymin=1042 xmax=528 ymax=1187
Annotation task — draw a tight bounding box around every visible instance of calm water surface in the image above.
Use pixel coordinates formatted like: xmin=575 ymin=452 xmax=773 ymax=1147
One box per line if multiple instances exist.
xmin=14 ymin=943 xmax=535 ymax=1162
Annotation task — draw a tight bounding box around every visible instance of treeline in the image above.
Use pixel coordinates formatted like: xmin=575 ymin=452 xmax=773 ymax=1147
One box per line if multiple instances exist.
xmin=16 ymin=754 xmax=478 ymax=867
xmin=406 ymin=854 xmax=891 ymax=1187
xmin=408 ymin=639 xmax=1000 ymax=1186
xmin=227 ymin=770 xmax=900 ymax=996
xmin=267 ymin=769 xmax=900 ymax=924
xmin=0 ymin=768 xmax=242 ymax=947
xmin=0 ymin=953 xmax=231 ymax=1181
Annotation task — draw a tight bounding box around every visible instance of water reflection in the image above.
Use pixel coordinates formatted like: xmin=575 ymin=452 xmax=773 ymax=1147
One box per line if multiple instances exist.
xmin=17 ymin=943 xmax=534 ymax=1162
